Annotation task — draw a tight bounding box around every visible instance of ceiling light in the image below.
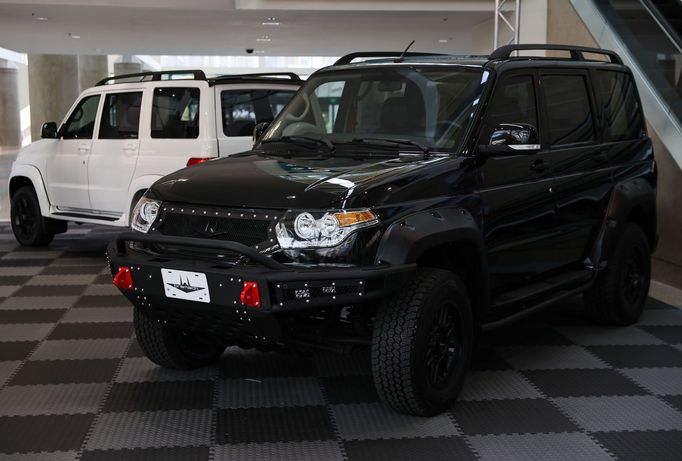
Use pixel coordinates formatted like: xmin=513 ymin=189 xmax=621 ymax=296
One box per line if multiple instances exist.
xmin=33 ymin=15 xmax=48 ymax=21
xmin=69 ymin=33 xmax=81 ymax=39
xmin=262 ymin=21 xmax=280 ymax=25
xmin=438 ymin=39 xmax=449 ymax=43
xmin=256 ymin=35 xmax=271 ymax=42
xmin=253 ymin=50 xmax=265 ymax=54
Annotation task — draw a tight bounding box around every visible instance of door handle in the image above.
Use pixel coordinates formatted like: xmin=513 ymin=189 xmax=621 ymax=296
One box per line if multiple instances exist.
xmin=77 ymin=145 xmax=90 ymax=155
xmin=529 ymin=159 xmax=548 ymax=173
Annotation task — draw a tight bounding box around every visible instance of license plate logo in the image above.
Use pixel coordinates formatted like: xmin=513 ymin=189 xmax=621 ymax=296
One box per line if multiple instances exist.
xmin=161 ymin=269 xmax=210 ymax=303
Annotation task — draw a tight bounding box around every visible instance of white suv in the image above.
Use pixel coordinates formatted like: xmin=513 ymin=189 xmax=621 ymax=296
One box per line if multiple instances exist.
xmin=9 ymin=70 xmax=301 ymax=245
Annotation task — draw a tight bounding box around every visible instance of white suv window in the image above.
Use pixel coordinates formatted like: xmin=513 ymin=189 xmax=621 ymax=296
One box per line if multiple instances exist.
xmin=151 ymin=87 xmax=200 ymax=139
xmin=221 ymin=89 xmax=296 ymax=137
xmin=99 ymin=92 xmax=143 ymax=140
xmin=62 ymin=95 xmax=100 ymax=140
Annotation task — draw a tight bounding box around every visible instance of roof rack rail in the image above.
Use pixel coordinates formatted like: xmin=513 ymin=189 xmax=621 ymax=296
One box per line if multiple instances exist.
xmin=334 ymin=51 xmax=447 ymax=66
xmin=489 ymin=44 xmax=623 ymax=65
xmin=96 ymin=69 xmax=207 ymax=86
xmin=211 ymin=72 xmax=301 ymax=81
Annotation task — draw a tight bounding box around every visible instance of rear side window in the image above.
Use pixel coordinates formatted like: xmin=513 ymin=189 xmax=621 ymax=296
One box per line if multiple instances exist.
xmin=481 ymin=75 xmax=538 ymax=143
xmin=542 ymin=75 xmax=595 ymax=145
xmin=151 ymin=87 xmax=200 ymax=139
xmin=99 ymin=92 xmax=143 ymax=139
xmin=593 ymin=70 xmax=644 ymax=141
xmin=221 ymin=89 xmax=296 ymax=137
xmin=62 ymin=95 xmax=100 ymax=140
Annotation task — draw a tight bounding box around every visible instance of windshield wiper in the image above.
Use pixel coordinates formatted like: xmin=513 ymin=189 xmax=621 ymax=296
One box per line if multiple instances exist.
xmin=262 ymin=135 xmax=335 ymax=152
xmin=350 ymin=137 xmax=430 ymax=155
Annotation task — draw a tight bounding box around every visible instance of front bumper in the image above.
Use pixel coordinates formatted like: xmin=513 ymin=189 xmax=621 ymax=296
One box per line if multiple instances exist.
xmin=107 ymin=232 xmax=414 ymax=342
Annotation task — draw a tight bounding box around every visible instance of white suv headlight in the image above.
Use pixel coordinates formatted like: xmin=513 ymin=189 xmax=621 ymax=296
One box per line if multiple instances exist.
xmin=130 ymin=196 xmax=161 ymax=233
xmin=275 ymin=209 xmax=378 ymax=249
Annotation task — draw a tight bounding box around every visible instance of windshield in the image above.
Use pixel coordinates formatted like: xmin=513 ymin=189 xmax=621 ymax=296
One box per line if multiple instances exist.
xmin=261 ymin=66 xmax=488 ymax=152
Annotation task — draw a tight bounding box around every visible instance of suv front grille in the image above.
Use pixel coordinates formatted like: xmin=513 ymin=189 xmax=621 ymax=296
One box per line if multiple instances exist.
xmin=155 ymin=205 xmax=278 ymax=248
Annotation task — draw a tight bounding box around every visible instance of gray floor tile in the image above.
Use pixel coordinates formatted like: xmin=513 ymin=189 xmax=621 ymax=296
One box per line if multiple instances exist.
xmin=0 ymin=323 xmax=54 ymax=341
xmin=459 ymin=370 xmax=542 ymax=401
xmin=85 ymin=409 xmax=213 ymax=450
xmin=0 ymin=296 xmax=78 ymax=310
xmin=29 ymin=339 xmax=130 ymax=360
xmin=553 ymin=395 xmax=682 ymax=432
xmin=0 ymin=383 xmax=108 ymax=416
xmin=0 ymin=360 xmax=21 ymax=386
xmin=0 ymin=451 xmax=78 ymax=461
xmin=332 ymin=403 xmax=459 ymax=440
xmin=621 ymin=368 xmax=682 ymax=395
xmin=494 ymin=346 xmax=608 ymax=370
xmin=638 ymin=309 xmax=682 ymax=325
xmin=60 ymin=307 xmax=132 ymax=323
xmin=0 ymin=267 xmax=43 ymax=277
xmin=0 ymin=286 xmax=19 ymax=297
xmin=217 ymin=377 xmax=325 ymax=408
xmin=115 ymin=357 xmax=217 ymax=383
xmin=83 ymin=284 xmax=121 ymax=296
xmin=214 ymin=441 xmax=345 ymax=461
xmin=468 ymin=432 xmax=614 ymax=461
xmin=27 ymin=274 xmax=98 ymax=286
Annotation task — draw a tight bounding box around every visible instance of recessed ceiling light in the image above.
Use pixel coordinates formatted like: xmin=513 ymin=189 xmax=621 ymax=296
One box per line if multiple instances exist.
xmin=256 ymin=35 xmax=271 ymax=42
xmin=69 ymin=33 xmax=81 ymax=39
xmin=262 ymin=21 xmax=280 ymax=25
xmin=253 ymin=50 xmax=265 ymax=54
xmin=438 ymin=39 xmax=449 ymax=43
xmin=31 ymin=13 xmax=48 ymax=21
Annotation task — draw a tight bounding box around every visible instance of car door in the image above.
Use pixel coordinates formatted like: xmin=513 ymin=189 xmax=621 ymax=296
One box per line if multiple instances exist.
xmin=88 ymin=90 xmax=144 ymax=216
xmin=215 ymin=84 xmax=299 ymax=155
xmin=46 ymin=93 xmax=101 ymax=210
xmin=538 ymin=70 xmax=611 ymax=269
xmin=476 ymin=72 xmax=558 ymax=294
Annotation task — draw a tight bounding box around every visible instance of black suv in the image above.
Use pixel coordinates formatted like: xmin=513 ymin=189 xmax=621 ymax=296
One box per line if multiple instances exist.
xmin=108 ymin=44 xmax=657 ymax=416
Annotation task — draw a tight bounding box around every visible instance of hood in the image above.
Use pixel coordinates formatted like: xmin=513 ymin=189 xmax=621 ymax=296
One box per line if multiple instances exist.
xmin=150 ymin=151 xmax=459 ymax=210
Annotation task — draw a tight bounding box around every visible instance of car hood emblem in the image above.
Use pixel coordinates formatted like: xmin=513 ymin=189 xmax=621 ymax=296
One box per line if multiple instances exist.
xmin=166 ymin=275 xmax=204 ymax=293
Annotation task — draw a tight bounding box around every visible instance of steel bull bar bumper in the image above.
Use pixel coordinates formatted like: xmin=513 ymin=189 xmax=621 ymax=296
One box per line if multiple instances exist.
xmin=107 ymin=232 xmax=415 ymax=341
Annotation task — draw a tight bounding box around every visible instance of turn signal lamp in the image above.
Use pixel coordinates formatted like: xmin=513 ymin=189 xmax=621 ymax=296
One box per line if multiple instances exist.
xmin=113 ymin=266 xmax=134 ymax=290
xmin=240 ymin=281 xmax=261 ymax=307
xmin=187 ymin=157 xmax=212 ymax=167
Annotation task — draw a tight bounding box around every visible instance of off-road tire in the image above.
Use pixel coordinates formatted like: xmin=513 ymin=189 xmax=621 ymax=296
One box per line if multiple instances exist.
xmin=10 ymin=186 xmax=56 ymax=246
xmin=584 ymin=223 xmax=651 ymax=325
xmin=134 ymin=308 xmax=227 ymax=369
xmin=372 ymin=268 xmax=473 ymax=416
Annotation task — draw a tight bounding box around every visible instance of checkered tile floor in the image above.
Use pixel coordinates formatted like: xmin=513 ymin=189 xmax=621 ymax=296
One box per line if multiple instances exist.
xmin=0 ymin=225 xmax=681 ymax=461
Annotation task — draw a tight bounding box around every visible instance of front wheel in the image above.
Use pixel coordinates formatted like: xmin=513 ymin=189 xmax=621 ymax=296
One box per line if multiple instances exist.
xmin=371 ymin=268 xmax=473 ymax=416
xmin=10 ymin=186 xmax=55 ymax=246
xmin=134 ymin=308 xmax=227 ymax=369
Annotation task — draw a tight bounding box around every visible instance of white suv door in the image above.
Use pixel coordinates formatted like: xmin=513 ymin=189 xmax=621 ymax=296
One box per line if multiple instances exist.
xmin=46 ymin=94 xmax=101 ymax=210
xmin=88 ymin=90 xmax=144 ymax=216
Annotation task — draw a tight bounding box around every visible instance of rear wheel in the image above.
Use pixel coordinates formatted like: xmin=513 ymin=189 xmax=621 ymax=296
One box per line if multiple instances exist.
xmin=584 ymin=223 xmax=651 ymax=325
xmin=134 ymin=308 xmax=227 ymax=369
xmin=10 ymin=186 xmax=55 ymax=246
xmin=371 ymin=268 xmax=473 ymax=416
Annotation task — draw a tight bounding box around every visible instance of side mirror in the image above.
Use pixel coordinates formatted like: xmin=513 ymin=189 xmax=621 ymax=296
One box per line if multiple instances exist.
xmin=478 ymin=123 xmax=540 ymax=156
xmin=41 ymin=122 xmax=59 ymax=139
xmin=252 ymin=122 xmax=270 ymax=144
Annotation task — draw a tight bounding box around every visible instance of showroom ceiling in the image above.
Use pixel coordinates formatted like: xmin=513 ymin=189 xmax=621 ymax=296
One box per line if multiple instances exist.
xmin=0 ymin=0 xmax=494 ymax=56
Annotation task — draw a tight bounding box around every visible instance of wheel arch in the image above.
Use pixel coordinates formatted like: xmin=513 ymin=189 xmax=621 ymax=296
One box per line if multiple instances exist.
xmin=8 ymin=165 xmax=51 ymax=216
xmin=125 ymin=175 xmax=162 ymax=226
xmin=375 ymin=207 xmax=490 ymax=323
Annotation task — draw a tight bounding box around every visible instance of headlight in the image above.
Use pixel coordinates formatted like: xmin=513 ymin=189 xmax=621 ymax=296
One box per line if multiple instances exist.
xmin=130 ymin=196 xmax=161 ymax=233
xmin=275 ymin=209 xmax=378 ymax=249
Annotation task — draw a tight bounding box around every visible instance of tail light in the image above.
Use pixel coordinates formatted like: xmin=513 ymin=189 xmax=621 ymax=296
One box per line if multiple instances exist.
xmin=113 ymin=266 xmax=134 ymax=290
xmin=240 ymin=281 xmax=261 ymax=308
xmin=187 ymin=157 xmax=212 ymax=167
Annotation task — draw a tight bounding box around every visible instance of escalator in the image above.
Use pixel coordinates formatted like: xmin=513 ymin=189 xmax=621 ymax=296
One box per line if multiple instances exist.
xmin=571 ymin=0 xmax=682 ymax=166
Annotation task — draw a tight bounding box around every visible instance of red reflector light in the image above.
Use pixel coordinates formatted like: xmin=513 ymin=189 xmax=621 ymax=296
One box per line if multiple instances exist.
xmin=187 ymin=157 xmax=212 ymax=167
xmin=240 ymin=281 xmax=261 ymax=307
xmin=113 ymin=266 xmax=134 ymax=290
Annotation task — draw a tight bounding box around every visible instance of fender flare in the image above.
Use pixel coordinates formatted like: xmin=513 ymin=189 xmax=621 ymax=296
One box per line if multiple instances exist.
xmin=8 ymin=165 xmax=51 ymax=216
xmin=375 ymin=207 xmax=490 ymax=316
xmin=592 ymin=177 xmax=656 ymax=266
xmin=125 ymin=175 xmax=162 ymax=225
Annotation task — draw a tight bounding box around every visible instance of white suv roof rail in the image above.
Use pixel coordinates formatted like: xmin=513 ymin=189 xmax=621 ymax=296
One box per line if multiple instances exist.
xmin=96 ymin=69 xmax=207 ymax=86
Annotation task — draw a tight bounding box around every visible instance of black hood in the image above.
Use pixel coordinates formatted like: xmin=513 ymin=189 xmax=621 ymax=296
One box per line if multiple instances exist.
xmin=150 ymin=151 xmax=464 ymax=210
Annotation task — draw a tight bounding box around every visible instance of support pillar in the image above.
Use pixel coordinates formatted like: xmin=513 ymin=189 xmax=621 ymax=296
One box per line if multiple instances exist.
xmin=113 ymin=60 xmax=142 ymax=76
xmin=78 ymin=54 xmax=108 ymax=91
xmin=0 ymin=59 xmax=21 ymax=150
xmin=27 ymin=54 xmax=79 ymax=141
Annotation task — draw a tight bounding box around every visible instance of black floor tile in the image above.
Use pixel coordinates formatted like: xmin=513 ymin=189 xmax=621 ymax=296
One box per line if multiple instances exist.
xmin=126 ymin=338 xmax=146 ymax=357
xmin=0 ymin=259 xmax=54 ymax=267
xmin=81 ymin=447 xmax=210 ymax=461
xmin=663 ymin=395 xmax=682 ymax=413
xmin=523 ymin=368 xmax=648 ymax=397
xmin=9 ymin=359 xmax=119 ymax=385
xmin=74 ymin=295 xmax=130 ymax=308
xmin=344 ymin=436 xmax=478 ymax=461
xmin=0 ymin=308 xmax=66 ymax=324
xmin=13 ymin=285 xmax=87 ymax=297
xmin=595 ymin=430 xmax=682 ymax=461
xmin=0 ymin=414 xmax=95 ymax=453
xmin=451 ymin=399 xmax=579 ymax=435
xmin=0 ymin=341 xmax=37 ymax=361
xmin=470 ymin=346 xmax=512 ymax=371
xmin=0 ymin=276 xmax=31 ymax=286
xmin=216 ymin=406 xmax=335 ymax=443
xmin=219 ymin=350 xmax=317 ymax=379
xmin=639 ymin=325 xmax=682 ymax=344
xmin=587 ymin=345 xmax=682 ymax=368
xmin=103 ymin=381 xmax=214 ymax=412
xmin=41 ymin=265 xmax=103 ymax=275
xmin=322 ymin=375 xmax=379 ymax=404
xmin=48 ymin=322 xmax=133 ymax=340
xmin=485 ymin=326 xmax=575 ymax=346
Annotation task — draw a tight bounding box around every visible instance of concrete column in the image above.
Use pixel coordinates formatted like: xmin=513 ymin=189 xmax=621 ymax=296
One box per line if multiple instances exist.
xmin=78 ymin=54 xmax=108 ymax=91
xmin=27 ymin=54 xmax=79 ymax=141
xmin=0 ymin=59 xmax=21 ymax=150
xmin=113 ymin=61 xmax=142 ymax=76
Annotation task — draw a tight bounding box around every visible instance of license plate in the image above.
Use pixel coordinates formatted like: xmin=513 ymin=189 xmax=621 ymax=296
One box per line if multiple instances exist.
xmin=161 ymin=268 xmax=211 ymax=303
